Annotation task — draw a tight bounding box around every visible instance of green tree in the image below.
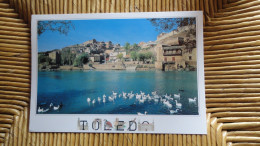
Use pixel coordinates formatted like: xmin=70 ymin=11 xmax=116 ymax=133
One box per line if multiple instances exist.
xmin=138 ymin=53 xmax=146 ymax=63
xmin=38 ymin=54 xmax=51 ymax=64
xmin=145 ymin=52 xmax=156 ymax=63
xmin=38 ymin=20 xmax=75 ymax=36
xmin=132 ymin=43 xmax=141 ymax=51
xmin=73 ymin=53 xmax=89 ymax=67
xmin=117 ymin=53 xmax=123 ymax=60
xmin=130 ymin=51 xmax=138 ymax=61
xmin=38 ymin=53 xmax=52 ymax=69
xmin=124 ymin=42 xmax=131 ymax=53
xmin=61 ymin=48 xmax=76 ymax=65
xmin=145 ymin=52 xmax=153 ymax=60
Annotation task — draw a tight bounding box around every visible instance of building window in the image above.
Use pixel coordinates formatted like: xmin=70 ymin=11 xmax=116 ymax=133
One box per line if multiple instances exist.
xmin=189 ymin=49 xmax=192 ymax=54
xmin=189 ymin=56 xmax=192 ymax=60
xmin=164 ymin=57 xmax=167 ymax=62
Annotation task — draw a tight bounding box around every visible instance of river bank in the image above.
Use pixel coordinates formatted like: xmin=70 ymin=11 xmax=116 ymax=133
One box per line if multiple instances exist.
xmin=39 ymin=64 xmax=195 ymax=71
xmin=39 ymin=62 xmax=157 ymax=71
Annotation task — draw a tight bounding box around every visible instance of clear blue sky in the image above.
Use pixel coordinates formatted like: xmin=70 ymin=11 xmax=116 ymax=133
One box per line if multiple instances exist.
xmin=38 ymin=19 xmax=166 ymax=52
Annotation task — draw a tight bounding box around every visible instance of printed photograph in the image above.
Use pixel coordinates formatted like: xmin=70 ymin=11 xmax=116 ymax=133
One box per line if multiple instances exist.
xmin=37 ymin=17 xmax=198 ymax=115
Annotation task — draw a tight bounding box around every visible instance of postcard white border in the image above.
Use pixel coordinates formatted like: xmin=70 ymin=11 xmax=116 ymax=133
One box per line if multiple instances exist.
xmin=30 ymin=12 xmax=206 ymax=134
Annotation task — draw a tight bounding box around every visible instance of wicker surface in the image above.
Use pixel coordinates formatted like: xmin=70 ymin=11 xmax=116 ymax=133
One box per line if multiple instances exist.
xmin=0 ymin=0 xmax=260 ymax=145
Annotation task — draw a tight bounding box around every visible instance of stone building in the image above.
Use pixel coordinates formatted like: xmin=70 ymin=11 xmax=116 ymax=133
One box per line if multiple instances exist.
xmin=84 ymin=48 xmax=91 ymax=53
xmin=155 ymin=44 xmax=185 ymax=70
xmin=89 ymin=54 xmax=101 ymax=63
xmin=105 ymin=41 xmax=113 ymax=49
xmin=155 ymin=38 xmax=197 ymax=71
xmin=48 ymin=50 xmax=61 ymax=65
xmin=109 ymin=50 xmax=126 ymax=62
xmin=182 ymin=46 xmax=197 ymax=69
xmin=154 ymin=24 xmax=197 ymax=71
xmin=105 ymin=49 xmax=113 ymax=55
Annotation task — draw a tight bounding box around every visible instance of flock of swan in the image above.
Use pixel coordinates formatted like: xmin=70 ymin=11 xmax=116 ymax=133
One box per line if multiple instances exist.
xmin=37 ymin=102 xmax=63 ymax=113
xmin=86 ymin=91 xmax=197 ymax=115
xmin=37 ymin=91 xmax=197 ymax=114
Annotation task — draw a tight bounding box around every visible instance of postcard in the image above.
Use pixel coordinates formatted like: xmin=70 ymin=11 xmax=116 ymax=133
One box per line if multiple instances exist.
xmin=30 ymin=12 xmax=206 ymax=134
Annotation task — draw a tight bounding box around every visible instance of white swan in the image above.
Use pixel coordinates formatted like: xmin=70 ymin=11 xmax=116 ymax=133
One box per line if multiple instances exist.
xmin=129 ymin=94 xmax=134 ymax=99
xmin=53 ymin=105 xmax=60 ymax=110
xmin=174 ymin=93 xmax=180 ymax=100
xmin=38 ymin=107 xmax=43 ymax=113
xmin=98 ymin=97 xmax=101 ymax=103
xmin=137 ymin=111 xmax=147 ymax=115
xmin=92 ymin=99 xmax=96 ymax=105
xmin=165 ymin=94 xmax=171 ymax=100
xmin=108 ymin=96 xmax=114 ymax=102
xmin=175 ymin=100 xmax=182 ymax=109
xmin=188 ymin=97 xmax=197 ymax=104
xmin=123 ymin=94 xmax=128 ymax=99
xmin=87 ymin=98 xmax=91 ymax=103
xmin=49 ymin=103 xmax=53 ymax=107
xmin=103 ymin=94 xmax=106 ymax=98
xmin=154 ymin=95 xmax=160 ymax=99
xmin=169 ymin=97 xmax=174 ymax=101
xmin=147 ymin=94 xmax=152 ymax=101
xmin=103 ymin=97 xmax=106 ymax=103
xmin=151 ymin=91 xmax=157 ymax=95
xmin=42 ymin=108 xmax=49 ymax=113
xmin=136 ymin=94 xmax=141 ymax=100
xmin=128 ymin=91 xmax=134 ymax=99
xmin=112 ymin=91 xmax=117 ymax=96
xmin=163 ymin=100 xmax=172 ymax=109
xmin=142 ymin=95 xmax=147 ymax=100
xmin=139 ymin=98 xmax=145 ymax=103
xmin=161 ymin=98 xmax=166 ymax=103
xmin=140 ymin=91 xmax=145 ymax=96
xmin=170 ymin=109 xmax=179 ymax=114
xmin=174 ymin=93 xmax=180 ymax=98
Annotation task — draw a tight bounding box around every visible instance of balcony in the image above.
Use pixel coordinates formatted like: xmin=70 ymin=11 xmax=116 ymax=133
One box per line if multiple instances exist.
xmin=163 ymin=52 xmax=182 ymax=56
xmin=163 ymin=61 xmax=175 ymax=64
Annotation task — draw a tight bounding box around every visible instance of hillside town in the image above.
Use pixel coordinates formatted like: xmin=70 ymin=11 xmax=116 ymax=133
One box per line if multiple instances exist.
xmin=38 ymin=24 xmax=196 ymax=71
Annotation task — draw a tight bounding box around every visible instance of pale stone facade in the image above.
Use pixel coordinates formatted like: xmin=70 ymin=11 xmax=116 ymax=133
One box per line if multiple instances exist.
xmin=89 ymin=54 xmax=101 ymax=62
xmin=182 ymin=47 xmax=197 ymax=68
xmin=48 ymin=51 xmax=61 ymax=65
xmin=155 ymin=44 xmax=197 ymax=71
xmin=109 ymin=50 xmax=126 ymax=62
xmin=154 ymin=44 xmax=187 ymax=71
xmin=154 ymin=26 xmax=197 ymax=71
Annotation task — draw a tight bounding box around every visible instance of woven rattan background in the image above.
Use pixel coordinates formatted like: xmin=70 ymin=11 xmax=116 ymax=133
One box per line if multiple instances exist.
xmin=0 ymin=0 xmax=260 ymax=145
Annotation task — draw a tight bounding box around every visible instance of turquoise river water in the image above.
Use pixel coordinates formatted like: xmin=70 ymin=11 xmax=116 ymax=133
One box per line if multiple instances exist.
xmin=37 ymin=70 xmax=198 ymax=115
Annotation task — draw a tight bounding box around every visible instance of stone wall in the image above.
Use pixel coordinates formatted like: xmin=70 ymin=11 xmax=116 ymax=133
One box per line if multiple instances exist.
xmin=182 ymin=48 xmax=197 ymax=68
xmin=59 ymin=65 xmax=82 ymax=70
xmin=155 ymin=61 xmax=163 ymax=70
xmin=83 ymin=62 xmax=125 ymax=70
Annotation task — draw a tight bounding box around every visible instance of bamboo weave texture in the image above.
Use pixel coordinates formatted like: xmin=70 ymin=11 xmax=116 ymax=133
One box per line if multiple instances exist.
xmin=0 ymin=0 xmax=260 ymax=145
